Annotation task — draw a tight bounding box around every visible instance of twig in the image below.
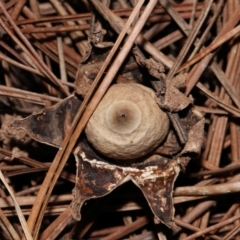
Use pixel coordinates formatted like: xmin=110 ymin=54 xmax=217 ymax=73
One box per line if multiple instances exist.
xmin=0 ymin=170 xmax=33 ymax=240
xmin=196 ymin=83 xmax=240 ymax=117
xmin=0 ymin=2 xmax=70 ymax=96
xmin=185 ymin=6 xmax=240 ymax=95
xmin=100 ymin=216 xmax=149 ymax=240
xmin=174 ymin=181 xmax=240 ymax=196
xmin=166 ymin=0 xmax=213 ymax=80
xmin=39 ymin=208 xmax=72 ymax=240
xmin=178 ymin=24 xmax=240 ymax=72
xmin=175 ymin=218 xmax=221 ymax=240
xmin=183 ymin=214 xmax=240 ymax=240
xmin=0 ymin=207 xmax=21 ymax=240
xmin=0 ymin=85 xmax=61 ymax=104
xmin=57 ymin=36 xmax=67 ymax=83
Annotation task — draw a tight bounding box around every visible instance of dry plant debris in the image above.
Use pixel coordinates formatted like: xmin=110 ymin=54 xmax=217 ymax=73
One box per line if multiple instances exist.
xmin=0 ymin=0 xmax=240 ymax=239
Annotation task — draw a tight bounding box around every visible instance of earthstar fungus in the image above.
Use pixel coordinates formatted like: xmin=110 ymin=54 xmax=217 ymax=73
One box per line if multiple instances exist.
xmin=11 ymin=49 xmax=204 ymax=229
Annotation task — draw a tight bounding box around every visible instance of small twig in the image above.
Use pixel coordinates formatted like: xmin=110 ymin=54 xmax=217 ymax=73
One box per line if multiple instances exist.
xmin=211 ymin=204 xmax=240 ymax=235
xmin=183 ymin=214 xmax=240 ymax=240
xmin=10 ymin=0 xmax=26 ymax=20
xmin=166 ymin=0 xmax=213 ymax=80
xmin=175 ymin=218 xmax=221 ymax=240
xmin=174 ymin=200 xmax=216 ymax=234
xmin=0 ymin=170 xmax=33 ymax=240
xmin=0 ymin=2 xmax=70 ymax=96
xmin=100 ymin=216 xmax=149 ymax=240
xmin=0 ymin=194 xmax=72 ymax=209
xmin=29 ymin=0 xmax=41 ymax=19
xmin=0 ymin=148 xmax=75 ymax=183
xmin=0 ymin=52 xmax=43 ymax=77
xmin=50 ymin=0 xmax=88 ymax=56
xmin=185 ymin=6 xmax=240 ymax=95
xmin=196 ymin=83 xmax=240 ymax=117
xmin=174 ymin=181 xmax=240 ymax=196
xmin=187 ymin=0 xmax=225 ymax=61
xmin=210 ymin=62 xmax=240 ymax=109
xmin=14 ymin=4 xmax=203 ymax=25
xmin=73 ymin=195 xmax=114 ymax=239
xmin=0 ymin=41 xmax=30 ymax=66
xmin=0 ymin=85 xmax=61 ymax=104
xmin=5 ymin=166 xmax=50 ymax=177
xmin=39 ymin=208 xmax=72 ymax=240
xmin=188 ymin=162 xmax=240 ymax=178
xmin=158 ymin=0 xmax=191 ymax=36
xmin=0 ymin=207 xmax=21 ymax=240
xmin=153 ymin=30 xmax=183 ymax=50
xmin=189 ymin=0 xmax=198 ymax=28
xmin=57 ymin=36 xmax=67 ymax=83
xmin=178 ymin=24 xmax=240 ymax=72
xmin=19 ymin=24 xmax=89 ymax=34
xmin=222 ymin=223 xmax=240 ymax=240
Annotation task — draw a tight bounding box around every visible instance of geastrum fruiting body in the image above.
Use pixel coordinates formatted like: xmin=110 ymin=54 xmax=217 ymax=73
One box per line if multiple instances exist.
xmin=85 ymin=83 xmax=170 ymax=160
xmin=12 ymin=46 xmax=204 ymax=229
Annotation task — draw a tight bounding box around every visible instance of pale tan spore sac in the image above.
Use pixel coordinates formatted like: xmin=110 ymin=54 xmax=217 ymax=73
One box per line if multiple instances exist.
xmin=85 ymin=83 xmax=170 ymax=160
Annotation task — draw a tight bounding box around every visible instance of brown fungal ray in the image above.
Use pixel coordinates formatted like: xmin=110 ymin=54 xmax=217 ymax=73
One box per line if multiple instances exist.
xmin=154 ymin=73 xmax=193 ymax=113
xmin=133 ymin=48 xmax=192 ymax=113
xmin=10 ymin=95 xmax=82 ymax=147
xmin=71 ymin=143 xmax=180 ymax=229
xmin=180 ymin=118 xmax=205 ymax=156
xmin=71 ymin=104 xmax=204 ymax=229
xmin=133 ymin=160 xmax=180 ymax=228
xmin=155 ymin=130 xmax=182 ymax=156
xmin=75 ymin=47 xmax=143 ymax=97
